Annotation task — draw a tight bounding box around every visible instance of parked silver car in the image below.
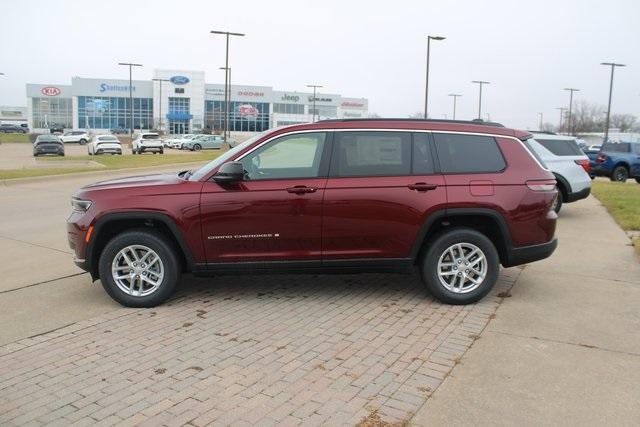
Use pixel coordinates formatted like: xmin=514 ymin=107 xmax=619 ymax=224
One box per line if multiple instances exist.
xmin=182 ymin=134 xmax=235 ymax=151
xmin=528 ymin=133 xmax=591 ymax=213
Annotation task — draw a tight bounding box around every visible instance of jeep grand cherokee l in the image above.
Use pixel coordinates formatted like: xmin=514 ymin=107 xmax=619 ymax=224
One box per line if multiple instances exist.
xmin=68 ymin=119 xmax=558 ymax=307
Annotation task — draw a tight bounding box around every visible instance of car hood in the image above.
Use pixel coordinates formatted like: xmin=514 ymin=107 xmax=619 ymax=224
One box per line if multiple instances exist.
xmin=82 ymin=173 xmax=182 ymax=191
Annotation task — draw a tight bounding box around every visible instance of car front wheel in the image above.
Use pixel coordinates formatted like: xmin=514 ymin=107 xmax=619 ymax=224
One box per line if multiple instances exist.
xmin=420 ymin=228 xmax=500 ymax=305
xmin=79 ymin=139 xmax=87 ymax=145
xmin=98 ymin=230 xmax=180 ymax=307
xmin=611 ymin=166 xmax=629 ymax=182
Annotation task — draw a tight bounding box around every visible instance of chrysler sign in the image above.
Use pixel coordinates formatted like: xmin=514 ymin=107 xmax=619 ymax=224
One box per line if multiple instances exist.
xmin=170 ymin=76 xmax=190 ymax=85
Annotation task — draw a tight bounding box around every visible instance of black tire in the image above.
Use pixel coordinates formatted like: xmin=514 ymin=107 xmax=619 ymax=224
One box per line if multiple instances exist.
xmin=159 ymin=149 xmax=164 ymax=154
xmin=98 ymin=229 xmax=180 ymax=307
xmin=552 ymin=187 xmax=563 ymax=213
xmin=79 ymin=139 xmax=87 ymax=145
xmin=420 ymin=228 xmax=500 ymax=305
xmin=132 ymin=148 xmax=137 ymax=155
xmin=192 ymin=144 xmax=201 ymax=151
xmin=610 ymin=165 xmax=629 ymax=182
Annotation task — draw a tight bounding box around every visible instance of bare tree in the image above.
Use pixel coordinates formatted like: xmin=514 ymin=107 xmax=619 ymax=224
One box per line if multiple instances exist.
xmin=408 ymin=112 xmax=424 ymax=119
xmin=541 ymin=122 xmax=556 ymax=133
xmin=610 ymin=114 xmax=637 ymax=132
xmin=571 ymin=101 xmax=606 ymax=133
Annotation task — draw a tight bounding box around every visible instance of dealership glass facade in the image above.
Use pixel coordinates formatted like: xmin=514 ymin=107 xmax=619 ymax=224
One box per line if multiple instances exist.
xmin=168 ymin=97 xmax=191 ymax=134
xmin=77 ymin=96 xmax=153 ymax=130
xmin=273 ymin=103 xmax=304 ymax=115
xmin=31 ymin=97 xmax=73 ymax=129
xmin=204 ymin=100 xmax=270 ymax=132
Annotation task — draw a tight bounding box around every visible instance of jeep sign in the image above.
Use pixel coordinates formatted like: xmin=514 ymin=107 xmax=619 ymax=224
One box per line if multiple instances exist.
xmin=41 ymin=86 xmax=61 ymax=96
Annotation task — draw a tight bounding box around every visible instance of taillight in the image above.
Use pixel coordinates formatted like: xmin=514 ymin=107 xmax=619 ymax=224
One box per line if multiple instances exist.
xmin=574 ymin=159 xmax=590 ymax=173
xmin=596 ymin=153 xmax=606 ymax=163
xmin=526 ymin=179 xmax=557 ymax=192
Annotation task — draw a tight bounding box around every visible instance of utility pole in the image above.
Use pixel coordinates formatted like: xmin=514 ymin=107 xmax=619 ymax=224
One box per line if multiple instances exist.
xmin=118 ymin=62 xmax=143 ymax=137
xmin=555 ymin=107 xmax=566 ymax=133
xmin=600 ymin=62 xmax=626 ymax=142
xmin=538 ymin=112 xmax=543 ymax=130
xmin=471 ymin=81 xmax=490 ymax=120
xmin=306 ymin=84 xmax=323 ymax=122
xmin=563 ymin=88 xmax=579 ymax=136
xmin=152 ymin=78 xmax=169 ymax=133
xmin=210 ymin=30 xmax=245 ymax=144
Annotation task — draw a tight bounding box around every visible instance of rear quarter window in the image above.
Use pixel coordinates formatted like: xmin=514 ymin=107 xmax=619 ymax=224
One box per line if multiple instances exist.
xmin=535 ymin=138 xmax=584 ymax=156
xmin=433 ymin=133 xmax=506 ymax=173
xmin=602 ymin=142 xmax=630 ymax=153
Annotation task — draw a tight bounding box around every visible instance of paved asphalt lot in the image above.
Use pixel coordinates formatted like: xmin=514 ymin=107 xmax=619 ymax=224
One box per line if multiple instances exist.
xmin=0 ymin=167 xmax=638 ymax=425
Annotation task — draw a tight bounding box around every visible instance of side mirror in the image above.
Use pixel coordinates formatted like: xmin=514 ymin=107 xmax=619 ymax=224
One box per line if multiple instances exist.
xmin=213 ymin=161 xmax=244 ymax=183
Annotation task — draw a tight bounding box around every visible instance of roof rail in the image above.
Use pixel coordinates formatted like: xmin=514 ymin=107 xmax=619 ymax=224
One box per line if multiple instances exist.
xmin=528 ymin=130 xmax=557 ymax=135
xmin=318 ymin=118 xmax=505 ymax=128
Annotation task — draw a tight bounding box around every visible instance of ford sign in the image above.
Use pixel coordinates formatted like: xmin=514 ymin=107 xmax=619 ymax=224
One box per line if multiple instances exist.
xmin=170 ymin=76 xmax=190 ymax=85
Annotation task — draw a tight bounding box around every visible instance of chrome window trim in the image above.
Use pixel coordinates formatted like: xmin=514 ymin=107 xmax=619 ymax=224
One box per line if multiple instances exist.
xmin=235 ymin=128 xmax=549 ymax=171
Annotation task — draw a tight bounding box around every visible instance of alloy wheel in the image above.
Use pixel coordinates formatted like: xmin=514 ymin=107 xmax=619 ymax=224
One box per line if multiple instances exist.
xmin=111 ymin=245 xmax=164 ymax=297
xmin=437 ymin=243 xmax=487 ymax=294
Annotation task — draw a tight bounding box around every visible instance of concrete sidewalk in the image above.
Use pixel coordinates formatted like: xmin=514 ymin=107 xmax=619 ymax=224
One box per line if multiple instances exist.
xmin=411 ymin=196 xmax=640 ymax=425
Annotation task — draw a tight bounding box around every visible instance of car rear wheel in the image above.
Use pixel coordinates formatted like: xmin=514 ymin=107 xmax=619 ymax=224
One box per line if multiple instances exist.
xmin=420 ymin=228 xmax=499 ymax=305
xmin=79 ymin=139 xmax=87 ymax=145
xmin=98 ymin=230 xmax=180 ymax=307
xmin=611 ymin=166 xmax=629 ymax=182
xmin=192 ymin=144 xmax=201 ymax=151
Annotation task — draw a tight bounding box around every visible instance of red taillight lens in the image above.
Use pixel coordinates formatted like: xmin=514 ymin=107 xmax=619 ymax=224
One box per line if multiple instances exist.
xmin=575 ymin=159 xmax=590 ymax=173
xmin=596 ymin=153 xmax=606 ymax=163
xmin=526 ymin=179 xmax=557 ymax=192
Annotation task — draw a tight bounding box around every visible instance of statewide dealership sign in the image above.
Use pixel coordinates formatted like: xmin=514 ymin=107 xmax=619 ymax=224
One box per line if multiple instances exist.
xmin=170 ymin=76 xmax=190 ymax=85
xmin=41 ymin=86 xmax=61 ymax=96
xmin=99 ymin=83 xmax=135 ymax=93
xmin=342 ymin=101 xmax=365 ymax=108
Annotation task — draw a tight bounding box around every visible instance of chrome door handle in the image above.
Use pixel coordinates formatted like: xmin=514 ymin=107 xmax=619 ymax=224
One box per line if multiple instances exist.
xmin=408 ymin=182 xmax=438 ymax=192
xmin=286 ymin=186 xmax=317 ymax=194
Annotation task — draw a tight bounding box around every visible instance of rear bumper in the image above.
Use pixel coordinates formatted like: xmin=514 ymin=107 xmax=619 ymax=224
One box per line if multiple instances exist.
xmin=590 ymin=165 xmax=610 ymax=176
xmin=503 ymin=237 xmax=558 ymax=268
xmin=566 ymin=186 xmax=591 ymax=203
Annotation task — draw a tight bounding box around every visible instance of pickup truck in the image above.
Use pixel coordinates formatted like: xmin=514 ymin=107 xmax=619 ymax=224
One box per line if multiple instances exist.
xmin=589 ymin=141 xmax=640 ymax=183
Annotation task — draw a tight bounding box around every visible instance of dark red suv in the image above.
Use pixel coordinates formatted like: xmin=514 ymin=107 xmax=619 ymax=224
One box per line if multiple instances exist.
xmin=68 ymin=119 xmax=558 ymax=307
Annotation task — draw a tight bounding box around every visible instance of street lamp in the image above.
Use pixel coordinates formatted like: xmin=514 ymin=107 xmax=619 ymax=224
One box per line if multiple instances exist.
xmin=424 ymin=35 xmax=446 ymax=119
xmin=471 ymin=81 xmax=490 ymax=120
xmin=219 ymin=67 xmax=231 ymax=138
xmin=448 ymin=94 xmax=461 ymax=120
xmin=210 ymin=30 xmax=245 ymax=144
xmin=555 ymin=107 xmax=567 ymax=132
xmin=601 ymin=62 xmax=626 ymax=142
xmin=306 ymin=84 xmax=323 ymax=122
xmin=118 ymin=62 xmax=143 ymax=137
xmin=152 ymin=78 xmax=169 ymax=133
xmin=563 ymin=88 xmax=579 ymax=136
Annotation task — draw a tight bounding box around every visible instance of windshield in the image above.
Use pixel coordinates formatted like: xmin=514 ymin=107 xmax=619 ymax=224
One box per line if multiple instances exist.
xmin=189 ymin=132 xmax=267 ymax=181
xmin=534 ymin=138 xmax=583 ymax=156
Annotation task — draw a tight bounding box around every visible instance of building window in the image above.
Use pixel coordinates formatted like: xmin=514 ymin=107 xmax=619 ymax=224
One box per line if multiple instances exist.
xmin=32 ymin=97 xmax=73 ymax=129
xmin=309 ymin=106 xmax=337 ymax=118
xmin=77 ymin=96 xmax=153 ymax=130
xmin=204 ymin=100 xmax=270 ymax=133
xmin=273 ymin=103 xmax=304 ymax=115
xmin=175 ymin=88 xmax=185 ymax=94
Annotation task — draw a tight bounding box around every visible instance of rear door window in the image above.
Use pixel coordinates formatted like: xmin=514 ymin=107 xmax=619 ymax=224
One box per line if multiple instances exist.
xmin=331 ymin=132 xmax=411 ymax=177
xmin=535 ymin=138 xmax=584 ymax=156
xmin=433 ymin=133 xmax=506 ymax=173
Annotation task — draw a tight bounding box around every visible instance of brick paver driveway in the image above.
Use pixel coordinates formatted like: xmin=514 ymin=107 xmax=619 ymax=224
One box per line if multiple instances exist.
xmin=0 ymin=269 xmax=519 ymax=426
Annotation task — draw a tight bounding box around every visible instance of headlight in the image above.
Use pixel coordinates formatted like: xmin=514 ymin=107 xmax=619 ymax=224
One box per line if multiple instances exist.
xmin=71 ymin=197 xmax=92 ymax=212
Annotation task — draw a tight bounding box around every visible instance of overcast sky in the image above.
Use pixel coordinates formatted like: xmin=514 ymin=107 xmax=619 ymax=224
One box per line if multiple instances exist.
xmin=1 ymin=0 xmax=638 ymax=129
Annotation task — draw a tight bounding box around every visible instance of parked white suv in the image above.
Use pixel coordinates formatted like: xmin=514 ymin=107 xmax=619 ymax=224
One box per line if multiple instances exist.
xmin=528 ymin=133 xmax=591 ymax=213
xmin=88 ymin=135 xmax=122 ymax=155
xmin=132 ymin=132 xmax=164 ymax=154
xmin=166 ymin=134 xmax=197 ymax=149
xmin=59 ymin=131 xmax=90 ymax=145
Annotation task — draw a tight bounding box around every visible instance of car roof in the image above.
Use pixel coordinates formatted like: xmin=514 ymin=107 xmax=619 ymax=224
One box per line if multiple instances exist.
xmin=271 ymin=118 xmax=530 ymax=140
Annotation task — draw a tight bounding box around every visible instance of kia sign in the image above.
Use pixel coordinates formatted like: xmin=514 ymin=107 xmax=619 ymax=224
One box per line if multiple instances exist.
xmin=170 ymin=76 xmax=190 ymax=85
xmin=41 ymin=86 xmax=61 ymax=96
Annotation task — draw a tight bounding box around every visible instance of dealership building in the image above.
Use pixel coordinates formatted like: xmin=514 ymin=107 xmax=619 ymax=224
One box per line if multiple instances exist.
xmin=25 ymin=69 xmax=368 ymax=135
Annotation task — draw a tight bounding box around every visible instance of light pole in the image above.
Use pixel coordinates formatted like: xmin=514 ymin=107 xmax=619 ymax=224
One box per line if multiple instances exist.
xmin=471 ymin=81 xmax=490 ymax=120
xmin=306 ymin=84 xmax=323 ymax=122
xmin=118 ymin=62 xmax=143 ymax=137
xmin=210 ymin=30 xmax=245 ymax=144
xmin=538 ymin=112 xmax=543 ymax=130
xmin=601 ymin=62 xmax=626 ymax=142
xmin=563 ymin=88 xmax=579 ymax=136
xmin=152 ymin=78 xmax=169 ymax=133
xmin=219 ymin=67 xmax=231 ymax=139
xmin=555 ymin=107 xmax=566 ymax=133
xmin=424 ymin=35 xmax=445 ymax=119
xmin=448 ymin=94 xmax=461 ymax=120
